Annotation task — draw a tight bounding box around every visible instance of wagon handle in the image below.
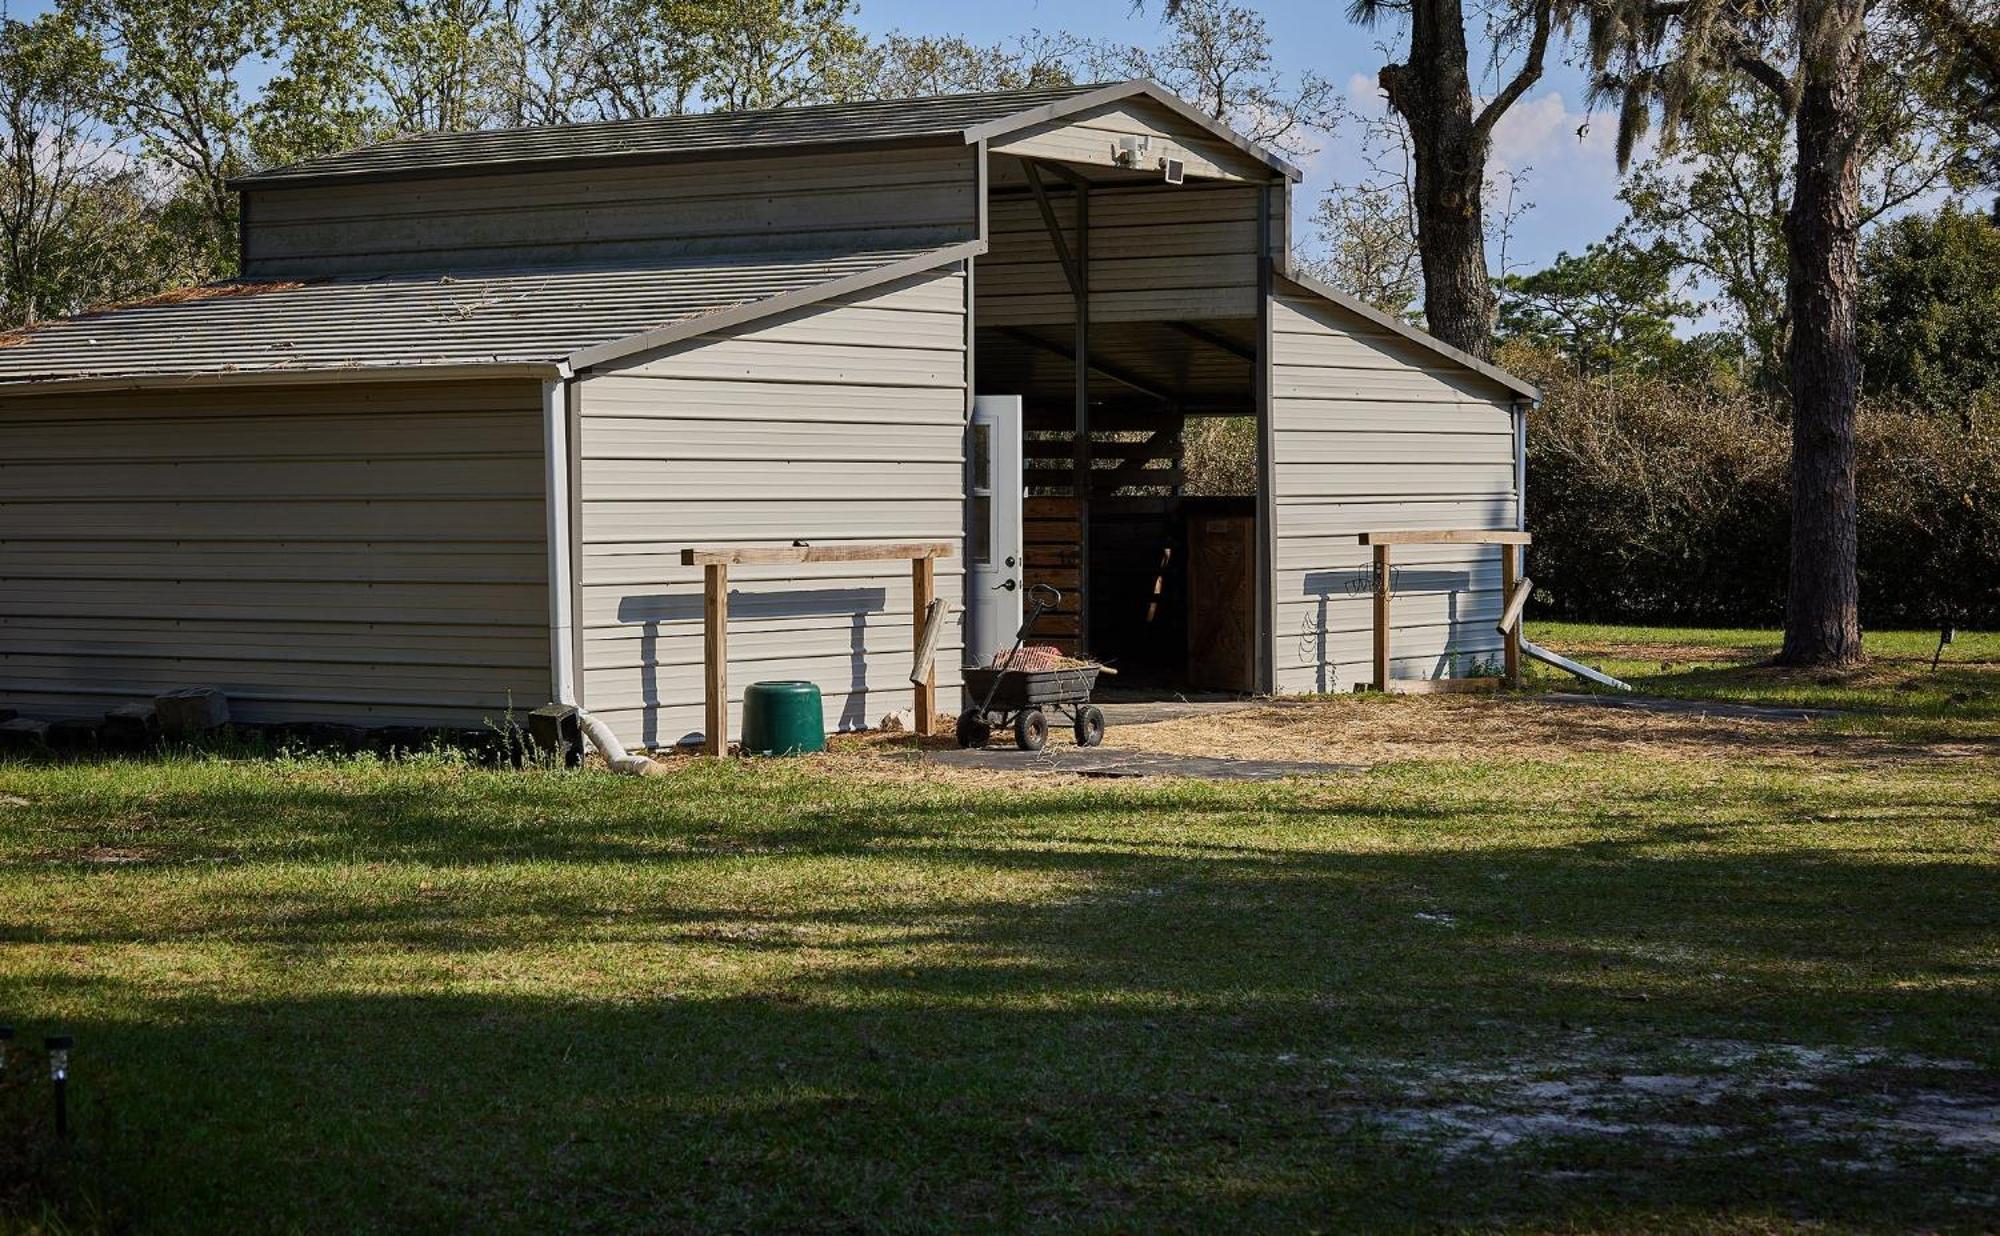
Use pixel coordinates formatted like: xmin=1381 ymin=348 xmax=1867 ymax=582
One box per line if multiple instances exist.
xmin=976 ymin=584 xmax=1066 ymax=716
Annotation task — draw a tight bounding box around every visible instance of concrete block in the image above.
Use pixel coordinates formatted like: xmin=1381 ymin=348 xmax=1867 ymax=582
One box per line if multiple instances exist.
xmin=528 ymin=705 xmax=582 ymax=768
xmin=47 ymin=717 xmax=102 ymax=751
xmin=303 ymin=723 xmax=368 ymax=753
xmin=155 ymin=687 xmax=230 ymax=738
xmin=0 ymin=717 xmax=50 ymax=752
xmin=101 ymin=702 xmax=157 ymax=749
xmin=372 ymin=726 xmax=440 ymax=756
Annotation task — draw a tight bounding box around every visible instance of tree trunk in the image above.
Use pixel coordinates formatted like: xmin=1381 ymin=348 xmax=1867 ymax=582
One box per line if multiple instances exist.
xmin=1778 ymin=0 xmax=1867 ymax=667
xmin=1380 ymin=0 xmax=1495 ymax=358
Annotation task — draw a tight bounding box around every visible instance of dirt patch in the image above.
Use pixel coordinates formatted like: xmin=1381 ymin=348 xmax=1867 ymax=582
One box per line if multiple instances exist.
xmin=1101 ymin=695 xmax=1987 ymax=765
xmin=1342 ymin=1037 xmax=2000 ymax=1168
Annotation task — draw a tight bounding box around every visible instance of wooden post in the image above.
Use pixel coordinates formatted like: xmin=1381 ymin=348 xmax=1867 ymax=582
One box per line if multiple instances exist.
xmin=912 ymin=554 xmax=937 ymax=735
xmin=1501 ymin=543 xmax=1521 ymax=687
xmin=1372 ymin=543 xmax=1392 ymax=691
xmin=682 ymin=542 xmax=953 ymax=752
xmin=703 ymin=562 xmax=728 ymax=756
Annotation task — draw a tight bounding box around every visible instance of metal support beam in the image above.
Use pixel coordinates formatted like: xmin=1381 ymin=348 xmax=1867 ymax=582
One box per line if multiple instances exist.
xmin=1162 ymin=319 xmax=1257 ymax=362
xmin=992 ymin=326 xmax=1181 ymax=404
xmin=1073 ymin=181 xmax=1091 ymax=654
xmin=1020 ymin=159 xmax=1084 ymax=302
xmin=1254 ymin=182 xmax=1278 ymax=694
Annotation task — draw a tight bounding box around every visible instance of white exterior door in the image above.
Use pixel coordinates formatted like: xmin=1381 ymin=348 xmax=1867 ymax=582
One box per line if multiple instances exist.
xmin=965 ymin=395 xmax=1024 ymax=666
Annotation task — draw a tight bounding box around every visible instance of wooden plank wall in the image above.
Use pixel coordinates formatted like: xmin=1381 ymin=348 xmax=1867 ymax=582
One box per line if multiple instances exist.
xmin=242 ymin=146 xmax=980 ymax=277
xmin=1022 ymin=496 xmax=1083 ymax=653
xmin=1267 ymin=279 xmax=1522 ymax=693
xmin=1016 ymin=416 xmax=1186 ymax=656
xmin=0 ymin=379 xmax=552 ymax=726
xmin=574 ymin=268 xmax=967 ymax=750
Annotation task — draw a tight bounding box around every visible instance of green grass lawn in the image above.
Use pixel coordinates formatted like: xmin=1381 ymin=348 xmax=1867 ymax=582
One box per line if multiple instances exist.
xmin=1 ymin=628 xmax=1996 ymax=1233
xmin=1531 ymin=623 xmax=2000 ymax=742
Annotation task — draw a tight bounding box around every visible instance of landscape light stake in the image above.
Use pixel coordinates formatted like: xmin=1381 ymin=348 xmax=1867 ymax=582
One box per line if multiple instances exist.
xmin=0 ymin=1025 xmax=12 ymax=1074
xmin=45 ymin=1035 xmax=71 ymax=1138
xmin=1933 ymin=623 xmax=1955 ymax=672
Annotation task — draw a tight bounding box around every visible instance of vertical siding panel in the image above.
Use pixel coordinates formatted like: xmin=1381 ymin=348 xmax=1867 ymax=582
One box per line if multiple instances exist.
xmin=576 ymin=268 xmax=969 ymax=750
xmin=1267 ymin=284 xmax=1522 ymax=693
xmin=0 ymin=380 xmax=551 ymax=725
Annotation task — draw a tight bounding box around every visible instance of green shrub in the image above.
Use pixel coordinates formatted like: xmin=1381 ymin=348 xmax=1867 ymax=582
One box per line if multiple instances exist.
xmin=1511 ymin=346 xmax=2000 ymax=627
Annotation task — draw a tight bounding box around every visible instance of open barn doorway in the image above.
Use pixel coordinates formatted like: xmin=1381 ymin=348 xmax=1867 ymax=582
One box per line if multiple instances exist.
xmin=970 ymin=154 xmax=1272 ymax=697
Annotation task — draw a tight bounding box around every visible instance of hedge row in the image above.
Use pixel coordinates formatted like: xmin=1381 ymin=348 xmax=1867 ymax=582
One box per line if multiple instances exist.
xmin=1517 ymin=350 xmax=2000 ymax=628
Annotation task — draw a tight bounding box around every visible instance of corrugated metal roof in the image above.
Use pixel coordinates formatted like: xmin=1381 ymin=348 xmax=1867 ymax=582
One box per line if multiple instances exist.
xmin=235 ymin=85 xmax=1104 ymax=187
xmin=0 ymin=245 xmax=970 ymax=386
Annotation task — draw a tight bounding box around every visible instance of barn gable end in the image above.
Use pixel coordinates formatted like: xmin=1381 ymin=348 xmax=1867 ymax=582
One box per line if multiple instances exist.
xmin=572 ymin=267 xmax=970 ymax=746
xmin=1267 ymin=274 xmax=1529 ymax=694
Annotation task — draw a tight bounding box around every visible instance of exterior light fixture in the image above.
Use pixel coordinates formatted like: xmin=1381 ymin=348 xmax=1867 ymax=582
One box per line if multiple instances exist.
xmin=45 ymin=1034 xmax=71 ymax=1137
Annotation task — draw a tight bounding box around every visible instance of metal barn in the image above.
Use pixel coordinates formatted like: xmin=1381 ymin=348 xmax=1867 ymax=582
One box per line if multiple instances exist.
xmin=0 ymin=81 xmax=1538 ymax=750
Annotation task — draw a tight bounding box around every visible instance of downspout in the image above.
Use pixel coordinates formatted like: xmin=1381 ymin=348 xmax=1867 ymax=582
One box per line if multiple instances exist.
xmin=543 ymin=371 xmax=663 ymax=775
xmin=1513 ymin=398 xmax=1531 ymax=535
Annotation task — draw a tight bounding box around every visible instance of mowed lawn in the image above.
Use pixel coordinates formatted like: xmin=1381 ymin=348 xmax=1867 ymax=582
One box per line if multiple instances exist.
xmin=1 ymin=627 xmax=1996 ymax=1232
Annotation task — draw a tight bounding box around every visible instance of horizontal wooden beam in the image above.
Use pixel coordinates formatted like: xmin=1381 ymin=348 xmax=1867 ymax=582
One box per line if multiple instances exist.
xmin=1358 ymin=529 xmax=1532 ymax=546
xmin=682 ymin=541 xmax=954 ymax=566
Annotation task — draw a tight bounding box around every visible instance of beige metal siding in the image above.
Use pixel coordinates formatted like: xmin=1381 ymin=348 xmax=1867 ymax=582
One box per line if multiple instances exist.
xmin=988 ymin=98 xmax=1267 ymax=182
xmin=1268 ymin=285 xmax=1522 ymax=692
xmin=243 ymin=147 xmax=979 ymax=278
xmin=979 ymin=182 xmax=1265 ymax=327
xmin=0 ymin=380 xmax=551 ymax=726
xmin=576 ymin=268 xmax=968 ymax=749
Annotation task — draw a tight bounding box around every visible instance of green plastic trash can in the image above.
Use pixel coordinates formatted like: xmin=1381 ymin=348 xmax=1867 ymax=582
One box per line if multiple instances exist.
xmin=739 ymin=681 xmax=827 ymax=755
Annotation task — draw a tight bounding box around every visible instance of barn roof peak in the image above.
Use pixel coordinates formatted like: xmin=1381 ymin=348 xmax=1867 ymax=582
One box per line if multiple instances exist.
xmin=230 ymin=80 xmax=1302 ymax=190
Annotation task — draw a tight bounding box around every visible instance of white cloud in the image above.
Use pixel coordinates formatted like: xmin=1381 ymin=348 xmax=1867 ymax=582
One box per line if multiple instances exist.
xmin=1297 ymin=78 xmax=1647 ymax=272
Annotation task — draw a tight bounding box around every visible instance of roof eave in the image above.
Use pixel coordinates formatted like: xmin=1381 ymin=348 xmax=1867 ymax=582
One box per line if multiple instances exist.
xmin=228 ymin=131 xmax=969 ymax=192
xmin=1278 ymin=268 xmax=1541 ymax=403
xmin=0 ymin=360 xmax=567 ymax=396
xmin=565 ymin=238 xmax=987 ymax=373
xmin=961 ymin=79 xmax=1304 ymax=183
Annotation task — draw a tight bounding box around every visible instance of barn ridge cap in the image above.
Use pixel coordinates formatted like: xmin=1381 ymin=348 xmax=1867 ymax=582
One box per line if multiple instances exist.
xmin=228 ymin=80 xmax=1303 ymax=191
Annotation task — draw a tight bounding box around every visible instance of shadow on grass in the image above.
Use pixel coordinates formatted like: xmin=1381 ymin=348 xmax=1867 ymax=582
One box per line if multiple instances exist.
xmin=3 ymin=766 xmax=1997 ymax=1232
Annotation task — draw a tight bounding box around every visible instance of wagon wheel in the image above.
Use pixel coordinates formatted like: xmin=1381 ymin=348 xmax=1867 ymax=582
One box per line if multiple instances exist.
xmin=1013 ymin=708 xmax=1048 ymax=752
xmin=955 ymin=709 xmax=992 ymax=749
xmin=1072 ymin=705 xmax=1105 ymax=748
